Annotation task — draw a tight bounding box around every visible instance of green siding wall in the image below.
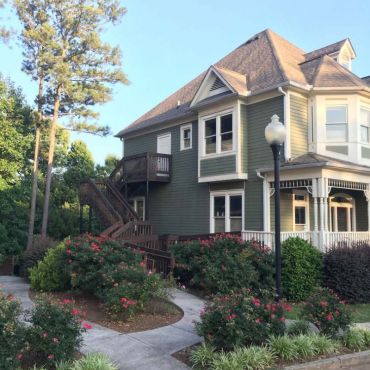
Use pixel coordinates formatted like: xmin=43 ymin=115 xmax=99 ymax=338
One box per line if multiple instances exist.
xmin=240 ymin=104 xmax=248 ymax=173
xmin=200 ymin=155 xmax=236 ymax=177
xmin=124 ymin=123 xmax=210 ymax=235
xmin=245 ymin=96 xmax=284 ymax=230
xmin=290 ymin=95 xmax=308 ymax=158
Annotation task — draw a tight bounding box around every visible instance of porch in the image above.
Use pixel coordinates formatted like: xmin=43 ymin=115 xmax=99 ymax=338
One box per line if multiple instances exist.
xmin=244 ymin=155 xmax=370 ymax=251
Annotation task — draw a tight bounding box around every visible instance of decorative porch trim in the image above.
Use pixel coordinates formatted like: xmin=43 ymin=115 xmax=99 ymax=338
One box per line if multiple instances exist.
xmin=328 ymin=179 xmax=367 ymax=191
xmin=269 ymin=179 xmax=312 ymax=189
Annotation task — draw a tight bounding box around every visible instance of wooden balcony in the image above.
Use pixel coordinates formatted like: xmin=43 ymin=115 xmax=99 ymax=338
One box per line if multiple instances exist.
xmin=110 ymin=152 xmax=172 ymax=186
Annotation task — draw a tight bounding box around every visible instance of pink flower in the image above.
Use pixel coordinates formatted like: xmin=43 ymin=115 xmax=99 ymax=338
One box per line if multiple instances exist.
xmin=61 ymin=299 xmax=72 ymax=305
xmin=139 ymin=261 xmax=146 ymax=267
xmin=226 ymin=313 xmax=237 ymax=321
xmin=320 ymin=301 xmax=328 ymax=309
xmin=47 ymin=354 xmax=54 ymax=359
xmin=82 ymin=322 xmax=92 ymax=330
xmin=255 ymin=318 xmax=261 ymax=323
xmin=42 ymin=332 xmax=48 ymax=338
xmin=252 ymin=297 xmax=261 ymax=307
xmin=72 ymin=308 xmax=79 ymax=316
xmin=16 ymin=353 xmax=23 ymax=360
xmin=327 ymin=313 xmax=333 ymax=321
xmin=279 ymin=316 xmax=286 ymax=322
xmin=66 ymin=249 xmax=72 ymax=255
xmin=52 ymin=337 xmax=59 ymax=344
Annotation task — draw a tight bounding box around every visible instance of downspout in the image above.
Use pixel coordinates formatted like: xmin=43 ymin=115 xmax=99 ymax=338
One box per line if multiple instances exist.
xmin=257 ymin=170 xmax=271 ymax=232
xmin=278 ymin=87 xmax=291 ymax=161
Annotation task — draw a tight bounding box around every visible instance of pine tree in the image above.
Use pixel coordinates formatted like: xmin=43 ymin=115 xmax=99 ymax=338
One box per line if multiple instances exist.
xmin=14 ymin=0 xmax=128 ymax=237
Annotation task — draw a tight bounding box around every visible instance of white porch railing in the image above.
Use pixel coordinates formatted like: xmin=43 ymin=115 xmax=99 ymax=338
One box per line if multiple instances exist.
xmin=242 ymin=230 xmax=370 ymax=252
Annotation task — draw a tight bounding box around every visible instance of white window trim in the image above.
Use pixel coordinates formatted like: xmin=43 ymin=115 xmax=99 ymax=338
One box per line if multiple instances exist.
xmin=200 ymin=108 xmax=236 ymax=158
xmin=210 ymin=190 xmax=244 ymax=233
xmin=180 ymin=123 xmax=192 ymax=151
xmin=325 ymin=104 xmax=348 ymax=143
xmin=292 ymin=190 xmax=310 ymax=231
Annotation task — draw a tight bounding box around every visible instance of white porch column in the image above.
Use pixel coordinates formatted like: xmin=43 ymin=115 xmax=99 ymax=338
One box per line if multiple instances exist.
xmin=317 ymin=178 xmax=329 ymax=251
xmin=312 ymin=178 xmax=319 ymax=232
xmin=364 ymin=186 xmax=370 ymax=232
xmin=263 ymin=178 xmax=271 ymax=232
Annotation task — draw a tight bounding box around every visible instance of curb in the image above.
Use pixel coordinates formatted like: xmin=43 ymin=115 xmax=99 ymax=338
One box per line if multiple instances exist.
xmin=283 ymin=350 xmax=370 ymax=370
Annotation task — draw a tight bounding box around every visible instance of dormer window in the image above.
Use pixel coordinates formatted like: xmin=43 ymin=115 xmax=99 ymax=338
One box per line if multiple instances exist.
xmin=326 ymin=105 xmax=347 ymax=142
xmin=203 ymin=111 xmax=234 ymax=155
xmin=361 ymin=108 xmax=370 ymax=143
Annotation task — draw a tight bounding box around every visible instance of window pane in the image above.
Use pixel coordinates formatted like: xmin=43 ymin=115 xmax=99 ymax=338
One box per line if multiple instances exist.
xmin=214 ymin=196 xmax=225 ymax=217
xmin=326 ymin=106 xmax=346 ymax=123
xmin=206 ymin=136 xmax=216 ymax=154
xmin=361 ymin=109 xmax=370 ymax=125
xmin=361 ymin=126 xmax=369 ymax=142
xmin=326 ymin=124 xmax=346 ymax=141
xmin=295 ymin=206 xmax=306 ymax=225
xmin=183 ymin=128 xmax=191 ymax=139
xmin=230 ymin=218 xmax=242 ymax=232
xmin=205 ymin=118 xmax=216 ymax=137
xmin=215 ymin=218 xmax=225 ymax=233
xmin=221 ymin=114 xmax=232 ymax=133
xmin=221 ymin=132 xmax=233 ymax=152
xmin=230 ymin=195 xmax=242 ymax=217
xmin=294 ymin=194 xmax=305 ymax=201
xmin=184 ymin=138 xmax=191 ymax=148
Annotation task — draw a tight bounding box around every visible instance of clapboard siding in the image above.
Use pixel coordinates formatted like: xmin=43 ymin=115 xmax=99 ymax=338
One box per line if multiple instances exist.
xmin=290 ymin=95 xmax=308 ymax=158
xmin=200 ymin=155 xmax=236 ymax=177
xmin=124 ymin=122 xmax=210 ymax=235
xmin=245 ymin=96 xmax=284 ymax=230
xmin=240 ymin=104 xmax=248 ymax=173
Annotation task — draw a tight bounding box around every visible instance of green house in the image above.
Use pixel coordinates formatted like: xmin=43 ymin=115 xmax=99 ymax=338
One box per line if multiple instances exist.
xmin=81 ymin=29 xmax=370 ymax=251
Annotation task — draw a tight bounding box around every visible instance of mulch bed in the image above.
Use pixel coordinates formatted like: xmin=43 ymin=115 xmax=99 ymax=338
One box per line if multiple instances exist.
xmin=29 ymin=290 xmax=183 ymax=333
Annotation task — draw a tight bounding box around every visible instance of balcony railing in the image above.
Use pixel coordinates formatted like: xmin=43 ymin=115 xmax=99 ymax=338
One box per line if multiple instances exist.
xmin=110 ymin=152 xmax=172 ymax=187
xmin=242 ymin=230 xmax=370 ymax=252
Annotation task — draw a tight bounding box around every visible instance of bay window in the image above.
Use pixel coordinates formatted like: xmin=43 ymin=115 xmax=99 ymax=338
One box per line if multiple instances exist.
xmin=361 ymin=108 xmax=370 ymax=143
xmin=203 ymin=112 xmax=234 ymax=155
xmin=211 ymin=191 xmax=243 ymax=233
xmin=326 ymin=105 xmax=347 ymax=142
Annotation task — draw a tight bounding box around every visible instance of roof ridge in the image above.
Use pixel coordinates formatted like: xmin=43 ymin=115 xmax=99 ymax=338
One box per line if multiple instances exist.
xmin=325 ymin=55 xmax=365 ymax=86
xmin=265 ymin=29 xmax=288 ymax=82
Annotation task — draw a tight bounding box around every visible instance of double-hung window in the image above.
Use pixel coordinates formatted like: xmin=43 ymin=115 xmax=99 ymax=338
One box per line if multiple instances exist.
xmin=204 ymin=112 xmax=233 ymax=155
xmin=360 ymin=108 xmax=370 ymax=143
xmin=326 ymin=105 xmax=347 ymax=142
xmin=180 ymin=124 xmax=192 ymax=150
xmin=211 ymin=191 xmax=243 ymax=233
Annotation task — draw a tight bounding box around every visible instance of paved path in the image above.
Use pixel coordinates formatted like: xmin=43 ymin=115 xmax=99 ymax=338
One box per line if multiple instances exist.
xmin=0 ymin=276 xmax=204 ymax=370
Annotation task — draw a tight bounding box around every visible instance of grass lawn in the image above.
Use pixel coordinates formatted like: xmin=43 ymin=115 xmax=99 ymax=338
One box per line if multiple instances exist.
xmin=286 ymin=303 xmax=370 ymax=323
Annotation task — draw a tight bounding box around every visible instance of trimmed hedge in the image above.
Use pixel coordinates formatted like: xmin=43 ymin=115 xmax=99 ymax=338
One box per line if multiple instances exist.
xmin=282 ymin=237 xmax=323 ymax=301
xmin=324 ymin=244 xmax=370 ymax=303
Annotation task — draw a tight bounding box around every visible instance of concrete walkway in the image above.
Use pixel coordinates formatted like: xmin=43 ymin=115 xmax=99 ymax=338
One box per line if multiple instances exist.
xmin=0 ymin=276 xmax=204 ymax=370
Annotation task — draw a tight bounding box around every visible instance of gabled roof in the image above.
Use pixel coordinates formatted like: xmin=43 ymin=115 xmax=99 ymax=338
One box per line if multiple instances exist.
xmin=117 ymin=30 xmax=368 ymax=138
xmin=363 ymin=76 xmax=370 ymax=87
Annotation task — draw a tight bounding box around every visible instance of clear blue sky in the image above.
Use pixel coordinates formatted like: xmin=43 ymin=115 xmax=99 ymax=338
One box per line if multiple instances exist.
xmin=1 ymin=0 xmax=369 ymax=164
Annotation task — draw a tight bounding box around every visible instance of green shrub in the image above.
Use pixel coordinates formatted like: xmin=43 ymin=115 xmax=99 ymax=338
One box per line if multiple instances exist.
xmin=282 ymin=237 xmax=323 ymax=301
xmin=190 ymin=343 xmax=216 ymax=369
xmin=0 ymin=291 xmax=25 ymax=370
xmin=196 ymin=289 xmax=288 ymax=350
xmin=64 ymin=234 xmax=167 ymax=316
xmin=20 ymin=235 xmax=57 ymax=278
xmin=301 ymin=287 xmax=352 ymax=337
xmin=324 ymin=244 xmax=370 ymax=303
xmin=268 ymin=335 xmax=298 ymax=361
xmin=68 ymin=353 xmax=118 ymax=370
xmin=342 ymin=328 xmax=370 ymax=351
xmin=24 ymin=299 xmax=86 ymax=367
xmin=172 ymin=234 xmax=274 ymax=294
xmin=287 ymin=320 xmax=313 ymax=336
xmin=29 ymin=242 xmax=70 ymax=292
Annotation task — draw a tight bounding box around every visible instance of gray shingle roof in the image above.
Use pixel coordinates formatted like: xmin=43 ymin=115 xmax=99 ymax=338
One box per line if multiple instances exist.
xmin=117 ymin=30 xmax=368 ymax=138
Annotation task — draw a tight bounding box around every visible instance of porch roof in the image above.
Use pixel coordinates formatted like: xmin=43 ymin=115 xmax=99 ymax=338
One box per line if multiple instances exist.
xmin=258 ymin=152 xmax=370 ymax=174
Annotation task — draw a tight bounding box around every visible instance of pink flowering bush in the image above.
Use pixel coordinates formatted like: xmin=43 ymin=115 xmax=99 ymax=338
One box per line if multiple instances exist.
xmin=23 ymin=299 xmax=86 ymax=367
xmin=64 ymin=234 xmax=167 ymax=316
xmin=196 ymin=289 xmax=289 ymax=350
xmin=172 ymin=234 xmax=274 ymax=294
xmin=0 ymin=291 xmax=25 ymax=369
xmin=301 ymin=287 xmax=352 ymax=337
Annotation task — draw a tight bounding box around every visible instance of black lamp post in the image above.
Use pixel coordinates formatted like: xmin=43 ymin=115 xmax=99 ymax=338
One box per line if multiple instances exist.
xmin=265 ymin=114 xmax=287 ymax=301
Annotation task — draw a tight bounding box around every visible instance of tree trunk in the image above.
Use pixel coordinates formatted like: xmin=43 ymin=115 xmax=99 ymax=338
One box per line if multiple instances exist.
xmin=26 ymin=77 xmax=44 ymax=249
xmin=41 ymin=87 xmax=61 ymax=237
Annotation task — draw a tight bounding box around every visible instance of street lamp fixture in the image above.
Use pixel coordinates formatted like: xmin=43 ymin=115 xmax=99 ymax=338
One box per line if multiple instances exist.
xmin=265 ymin=114 xmax=286 ymax=301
